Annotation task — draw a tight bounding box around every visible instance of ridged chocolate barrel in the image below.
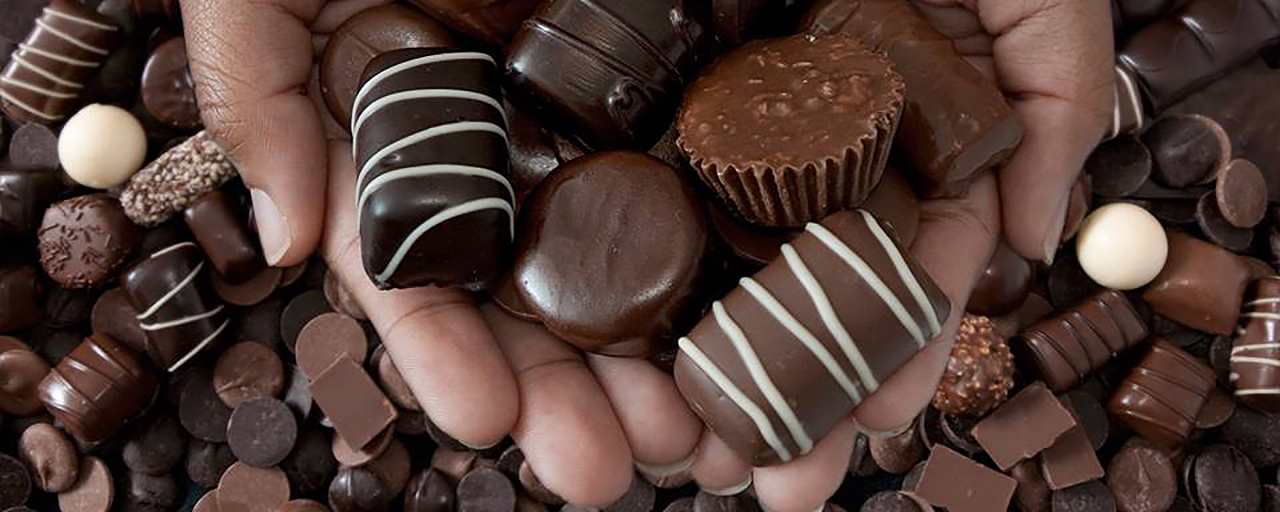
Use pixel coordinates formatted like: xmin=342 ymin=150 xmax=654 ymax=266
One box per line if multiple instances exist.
xmin=1014 ymin=290 xmax=1149 ymax=393
xmin=38 ymin=334 xmax=158 ymax=442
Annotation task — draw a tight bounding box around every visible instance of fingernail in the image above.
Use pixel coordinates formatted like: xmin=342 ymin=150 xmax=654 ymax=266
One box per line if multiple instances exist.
xmin=460 ymin=438 xmax=500 ymax=451
xmin=1043 ymin=196 xmax=1070 ymax=266
xmin=251 ymin=188 xmax=291 ymax=267
xmin=636 ymin=454 xmax=696 ymax=479
xmin=857 ymin=421 xmax=912 ymax=439
xmin=703 ymin=475 xmax=752 ymax=497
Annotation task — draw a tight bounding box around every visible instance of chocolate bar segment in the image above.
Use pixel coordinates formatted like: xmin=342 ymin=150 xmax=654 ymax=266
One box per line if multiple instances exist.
xmin=38 ymin=334 xmax=158 ymax=442
xmin=352 ymin=48 xmax=514 ymax=291
xmin=1014 ymin=290 xmax=1150 ymax=393
xmin=123 ymin=241 xmax=230 ymax=372
xmin=970 ymin=382 xmax=1077 ymax=471
xmin=674 ymin=209 xmax=949 ymax=466
xmin=1232 ymin=277 xmax=1280 ymax=413
xmin=915 ymin=445 xmax=1017 ymax=512
xmin=1109 ymin=339 xmax=1215 ymax=447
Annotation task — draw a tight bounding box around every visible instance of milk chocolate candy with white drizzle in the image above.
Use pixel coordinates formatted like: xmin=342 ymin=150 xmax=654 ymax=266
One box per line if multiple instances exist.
xmin=1232 ymin=277 xmax=1280 ymax=413
xmin=674 ymin=209 xmax=950 ymax=466
xmin=0 ymin=0 xmax=123 ymax=124
xmin=352 ymin=48 xmax=514 ymax=291
xmin=122 ymin=241 xmax=230 ymax=372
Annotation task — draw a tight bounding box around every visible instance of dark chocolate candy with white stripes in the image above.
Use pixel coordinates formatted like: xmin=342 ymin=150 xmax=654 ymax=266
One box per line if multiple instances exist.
xmin=122 ymin=241 xmax=230 ymax=372
xmin=674 ymin=209 xmax=950 ymax=466
xmin=1232 ymin=277 xmax=1280 ymax=413
xmin=0 ymin=0 xmax=123 ymax=124
xmin=352 ymin=48 xmax=514 ymax=291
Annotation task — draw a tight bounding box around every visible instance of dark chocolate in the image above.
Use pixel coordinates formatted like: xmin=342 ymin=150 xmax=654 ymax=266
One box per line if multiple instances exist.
xmin=1014 ymin=290 xmax=1149 ymax=393
xmin=140 ymin=36 xmax=198 ymax=130
xmin=1085 ymin=135 xmax=1152 ymax=198
xmin=967 ymin=241 xmax=1033 ymax=317
xmin=123 ymin=241 xmax=230 ymax=372
xmin=406 ymin=0 xmax=542 ymax=46
xmin=0 ymin=265 xmax=45 ymax=332
xmin=37 ymin=333 xmax=159 ymax=442
xmin=1140 ymin=114 xmax=1229 ymax=189
xmin=37 ymin=194 xmax=141 ymax=289
xmin=0 ymin=348 xmax=49 ymax=416
xmin=183 ymin=188 xmax=264 ymax=285
xmin=0 ymin=166 xmax=63 ymax=236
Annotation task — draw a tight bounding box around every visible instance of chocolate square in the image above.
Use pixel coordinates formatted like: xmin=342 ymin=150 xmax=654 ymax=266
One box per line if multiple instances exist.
xmin=309 ymin=355 xmax=398 ymax=450
xmin=971 ymin=381 xmax=1077 ymax=470
xmin=915 ymin=445 xmax=1016 ymax=512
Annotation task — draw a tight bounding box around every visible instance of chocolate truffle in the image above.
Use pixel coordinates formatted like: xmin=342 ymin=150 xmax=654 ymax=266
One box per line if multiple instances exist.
xmin=37 ymin=194 xmax=141 ymax=289
xmin=675 ymin=209 xmax=949 ymax=466
xmin=0 ymin=166 xmax=63 ymax=237
xmin=352 ymin=48 xmax=515 ymax=291
xmin=514 ymin=151 xmax=711 ymax=355
xmin=1142 ymin=231 xmax=1251 ymax=335
xmin=58 ymin=104 xmax=148 ymax=189
xmin=506 ymin=0 xmax=708 ymax=150
xmin=123 ymin=241 xmax=230 ymax=372
xmin=38 ymin=334 xmax=159 ymax=442
xmin=1232 ymin=277 xmax=1280 ymax=412
xmin=0 ymin=0 xmax=123 ymax=124
xmin=1014 ymin=290 xmax=1149 ymax=393
xmin=1109 ymin=339 xmax=1216 ymax=447
xmin=800 ymin=0 xmax=1023 ymax=195
xmin=0 ymin=265 xmax=45 ymax=332
xmin=932 ymin=315 xmax=1014 ymax=417
xmin=678 ymin=34 xmax=904 ymax=227
xmin=407 ymin=0 xmax=542 ymax=46
xmin=1075 ymin=203 xmax=1168 ymax=291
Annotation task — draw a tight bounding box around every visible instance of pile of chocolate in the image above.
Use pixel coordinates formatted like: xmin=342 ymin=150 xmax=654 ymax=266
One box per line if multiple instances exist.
xmin=0 ymin=0 xmax=1279 ymax=511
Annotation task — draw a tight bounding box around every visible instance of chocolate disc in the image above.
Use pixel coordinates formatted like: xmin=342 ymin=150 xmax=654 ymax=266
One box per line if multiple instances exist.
xmin=58 ymin=456 xmax=114 ymax=512
xmin=0 ymin=453 xmax=31 ymax=509
xmin=280 ymin=290 xmax=333 ymax=354
xmin=140 ymin=37 xmax=199 ymax=130
xmin=457 ymin=468 xmax=516 ymax=512
xmin=1141 ymin=114 xmax=1230 ymax=189
xmin=217 ymin=462 xmax=291 ymax=512
xmin=227 ymin=397 xmax=297 ymax=468
xmin=329 ymin=467 xmax=394 ymax=512
xmin=210 ymin=265 xmax=281 ymax=307
xmin=1196 ymin=191 xmax=1254 ymax=252
xmin=121 ymin=409 xmax=186 ymax=476
xmin=1086 ymin=134 xmax=1152 ymax=197
xmin=296 ymin=312 xmax=367 ymax=380
xmin=281 ymin=428 xmax=338 ymax=499
xmin=178 ymin=370 xmax=233 ymax=442
xmin=1215 ymin=159 xmax=1267 ymax=228
xmin=213 ymin=341 xmax=285 ymax=408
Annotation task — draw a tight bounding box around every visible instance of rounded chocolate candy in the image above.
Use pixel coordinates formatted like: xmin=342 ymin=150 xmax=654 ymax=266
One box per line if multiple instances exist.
xmin=0 ymin=348 xmax=49 ymax=416
xmin=123 ymin=241 xmax=230 ymax=372
xmin=227 ymin=397 xmax=297 ymax=468
xmin=1075 ymin=203 xmax=1167 ymax=290
xmin=966 ymin=241 xmax=1033 ymax=317
xmin=57 ymin=105 xmax=147 ymax=189
xmin=140 ymin=37 xmax=200 ymax=130
xmin=514 ymin=151 xmax=712 ymax=355
xmin=38 ymin=195 xmax=141 ymax=289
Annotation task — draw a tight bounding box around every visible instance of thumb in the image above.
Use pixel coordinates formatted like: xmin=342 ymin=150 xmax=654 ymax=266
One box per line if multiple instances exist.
xmin=182 ymin=0 xmax=329 ymax=267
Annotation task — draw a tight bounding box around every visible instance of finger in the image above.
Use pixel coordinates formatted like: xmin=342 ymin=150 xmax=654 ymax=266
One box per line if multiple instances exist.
xmin=586 ymin=354 xmax=704 ymax=482
xmin=854 ymin=172 xmax=1000 ymax=434
xmin=752 ymin=419 xmax=858 ymax=512
xmin=690 ymin=431 xmax=753 ymax=495
xmin=484 ymin=306 xmax=634 ymax=507
xmin=321 ymin=141 xmax=518 ymax=448
xmin=183 ymin=0 xmax=328 ymax=267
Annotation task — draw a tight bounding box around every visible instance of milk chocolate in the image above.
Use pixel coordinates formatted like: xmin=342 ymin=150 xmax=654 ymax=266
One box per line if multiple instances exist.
xmin=1014 ymin=290 xmax=1149 ymax=393
xmin=970 ymin=382 xmax=1078 ymax=471
xmin=1039 ymin=397 xmax=1105 ymax=491
xmin=915 ymin=445 xmax=1016 ymax=512
xmin=1109 ymin=339 xmax=1216 ymax=447
xmin=38 ymin=334 xmax=159 ymax=442
xmin=675 ymin=209 xmax=949 ymax=466
xmin=506 ymin=0 xmax=708 ymax=150
xmin=1142 ymin=231 xmax=1251 ymax=335
xmin=352 ymin=48 xmax=514 ymax=291
xmin=800 ymin=0 xmax=1023 ymax=195
xmin=308 ymin=354 xmax=398 ymax=451
xmin=38 ymin=194 xmax=141 ymax=289
xmin=123 ymin=241 xmax=230 ymax=372
xmin=183 ymin=188 xmax=264 ymax=285
xmin=1232 ymin=277 xmax=1280 ymax=412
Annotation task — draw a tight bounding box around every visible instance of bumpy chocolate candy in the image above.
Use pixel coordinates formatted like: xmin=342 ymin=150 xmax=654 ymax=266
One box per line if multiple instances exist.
xmin=932 ymin=315 xmax=1015 ymax=417
xmin=352 ymin=48 xmax=514 ymax=291
xmin=1232 ymin=277 xmax=1280 ymax=412
xmin=1014 ymin=290 xmax=1149 ymax=393
xmin=675 ymin=209 xmax=949 ymax=466
xmin=506 ymin=0 xmax=708 ymax=150
xmin=123 ymin=241 xmax=230 ymax=372
xmin=1109 ymin=339 xmax=1216 ymax=447
xmin=38 ymin=334 xmax=159 ymax=442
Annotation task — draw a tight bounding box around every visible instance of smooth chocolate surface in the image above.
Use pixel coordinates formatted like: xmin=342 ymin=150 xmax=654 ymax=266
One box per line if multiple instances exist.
xmin=140 ymin=36 xmax=198 ymax=129
xmin=407 ymin=0 xmax=542 ymax=46
xmin=212 ymin=340 xmax=284 ymax=407
xmin=1142 ymin=231 xmax=1251 ymax=335
xmin=506 ymin=0 xmax=707 ymax=150
xmin=38 ymin=195 xmax=141 ymax=289
xmin=123 ymin=241 xmax=229 ymax=371
xmin=308 ymin=354 xmax=398 ymax=451
xmin=405 ymin=469 xmax=456 ymax=512
xmin=514 ymin=151 xmax=711 ymax=355
xmin=1015 ymin=290 xmax=1149 ymax=393
xmin=0 ymin=348 xmax=50 ymax=415
xmin=353 ymin=48 xmax=514 ymax=291
xmin=1109 ymin=339 xmax=1216 ymax=447
xmin=17 ymin=422 xmax=78 ymax=492
xmin=915 ymin=445 xmax=1016 ymax=512
xmin=1107 ymin=439 xmax=1177 ymax=512
xmin=1086 ymin=135 xmax=1152 ymax=198
xmin=1141 ymin=114 xmax=1229 ymax=189
xmin=227 ymin=396 xmax=297 ymax=468
xmin=971 ymin=382 xmax=1077 ymax=471
xmin=967 ymin=241 xmax=1033 ymax=317
xmin=217 ymin=462 xmax=291 ymax=512
xmin=0 ymin=167 xmax=63 ymax=236
xmin=0 ymin=265 xmax=44 ymax=332
xmin=58 ymin=456 xmax=114 ymax=512
xmin=1216 ymin=159 xmax=1268 ymax=228
xmin=1232 ymin=277 xmax=1280 ymax=412
xmin=183 ymin=188 xmax=264 ymax=285
xmin=38 ymin=334 xmax=158 ymax=442
xmin=675 ymin=209 xmax=949 ymax=466
xmin=1040 ymin=417 xmax=1104 ymax=490
xmin=1184 ymin=445 xmax=1261 ymax=512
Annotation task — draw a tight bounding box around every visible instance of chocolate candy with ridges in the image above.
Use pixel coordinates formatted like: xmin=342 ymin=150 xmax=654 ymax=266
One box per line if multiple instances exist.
xmin=352 ymin=48 xmax=514 ymax=291
xmin=675 ymin=209 xmax=949 ymax=466
xmin=506 ymin=0 xmax=707 ymax=150
xmin=37 ymin=334 xmax=159 ymax=442
xmin=1109 ymin=339 xmax=1216 ymax=447
xmin=123 ymin=241 xmax=230 ymax=372
xmin=1232 ymin=277 xmax=1280 ymax=412
xmin=0 ymin=167 xmax=63 ymax=236
xmin=0 ymin=265 xmax=44 ymax=332
xmin=801 ymin=0 xmax=1023 ymax=195
xmin=1014 ymin=290 xmax=1149 ymax=393
xmin=0 ymin=0 xmax=123 ymax=123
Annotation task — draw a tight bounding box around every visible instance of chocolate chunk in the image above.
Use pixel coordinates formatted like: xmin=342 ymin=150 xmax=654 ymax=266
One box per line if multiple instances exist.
xmin=915 ymin=445 xmax=1016 ymax=512
xmin=1233 ymin=277 xmax=1280 ymax=412
xmin=0 ymin=0 xmax=123 ymax=123
xmin=801 ymin=0 xmax=1022 ymax=195
xmin=1185 ymin=445 xmax=1261 ymax=512
xmin=675 ymin=210 xmax=949 ymax=466
xmin=0 ymin=167 xmax=63 ymax=236
xmin=0 ymin=348 xmax=49 ymax=415
xmin=38 ymin=195 xmax=141 ymax=289
xmin=870 ymin=422 xmax=925 ymax=474
xmin=280 ymin=289 xmax=332 ymax=354
xmin=90 ymin=288 xmax=147 ymax=355
xmin=1196 ymin=190 xmax=1254 ymax=251
xmin=122 ymin=471 xmax=179 ymax=511
xmin=1109 ymin=340 xmax=1216 ymax=447
xmin=967 ymin=241 xmax=1034 ymax=317
xmin=184 ymin=439 xmax=235 ymax=489
xmin=1087 ymin=135 xmax=1153 ymax=197
xmin=17 ymin=422 xmax=77 ymax=492
xmin=971 ymin=382 xmax=1078 ymax=470
xmin=217 ymin=462 xmax=291 ymax=512
xmin=1039 ymin=420 xmax=1103 ymax=491
xmin=516 ymin=151 xmax=711 ymax=355
xmin=281 ymin=427 xmax=337 ymax=499
xmin=376 ymin=350 xmax=421 ymax=411
xmin=352 ymin=48 xmax=514 ymax=291
xmin=517 ymin=462 xmax=562 ymax=506
xmin=121 ymin=409 xmax=186 ymax=475
xmin=1216 ymin=159 xmax=1268 ymax=228
xmin=1194 ymin=386 xmax=1235 ymax=429
xmin=0 ymin=265 xmax=44 ymax=333
xmin=124 ymin=241 xmax=230 ymax=371
xmin=184 ymin=188 xmax=264 ymax=285
xmin=297 ymin=313 xmax=367 ymax=380
xmin=39 ymin=334 xmax=158 ymax=442
xmin=405 ymin=469 xmax=455 ymax=512
xmin=1014 ymin=290 xmax=1148 ymax=392
xmin=1051 ymin=481 xmax=1116 ymax=512
xmin=1143 ymin=231 xmax=1251 ymax=335
xmin=178 ymin=370 xmax=233 ymax=442
xmin=506 ymin=0 xmax=707 ymax=150
xmin=8 ymin=124 xmax=59 ymax=169
xmin=58 ymin=456 xmax=114 ymax=512
xmin=932 ymin=315 xmax=1015 ymax=417
xmin=1107 ymin=441 xmax=1176 ymax=512
xmin=213 ymin=341 xmax=284 ymax=407
xmin=1010 ymin=459 xmax=1051 ymax=512
xmin=319 ymin=4 xmax=452 ymax=127
xmin=1141 ymin=115 xmax=1230 ymax=188
xmin=458 ymin=468 xmax=516 ymax=512
xmin=120 ymin=131 xmax=237 ymax=227
xmin=309 ymin=355 xmax=397 ymax=450
xmin=140 ymin=37 xmax=198 ymax=130
xmin=227 ymin=397 xmax=296 ymax=468
xmin=406 ymin=0 xmax=540 ymax=46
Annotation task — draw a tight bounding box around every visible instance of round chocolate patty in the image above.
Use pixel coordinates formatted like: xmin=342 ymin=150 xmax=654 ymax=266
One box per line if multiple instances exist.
xmin=178 ymin=370 xmax=233 ymax=442
xmin=140 ymin=37 xmax=199 ymax=129
xmin=213 ymin=341 xmax=285 ymax=408
xmin=1216 ymin=159 xmax=1267 ymax=228
xmin=296 ymin=312 xmax=367 ymax=380
xmin=0 ymin=453 xmax=32 ymax=509
xmin=227 ymin=397 xmax=297 ymax=468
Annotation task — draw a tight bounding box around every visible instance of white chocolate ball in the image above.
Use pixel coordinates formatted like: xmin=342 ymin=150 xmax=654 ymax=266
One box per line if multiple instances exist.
xmin=58 ymin=104 xmax=147 ymax=189
xmin=1076 ymin=203 xmax=1168 ymax=290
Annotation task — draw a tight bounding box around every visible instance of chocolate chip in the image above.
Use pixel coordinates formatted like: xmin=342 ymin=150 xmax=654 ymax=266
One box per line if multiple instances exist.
xmin=8 ymin=123 xmax=59 ymax=169
xmin=58 ymin=457 xmax=114 ymax=512
xmin=1215 ymin=159 xmax=1268 ymax=228
xmin=1186 ymin=445 xmax=1260 ymax=512
xmin=860 ymin=492 xmax=923 ymax=512
xmin=459 ymin=468 xmax=517 ymax=512
xmin=280 ymin=290 xmax=333 ymax=354
xmin=178 ymin=370 xmax=233 ymax=442
xmin=329 ymin=467 xmax=394 ymax=512
xmin=1196 ymin=191 xmax=1254 ymax=252
xmin=17 ymin=423 xmax=77 ymax=493
xmin=604 ymin=477 xmax=655 ymax=512
xmin=297 ymin=313 xmax=368 ymax=380
xmin=184 ymin=439 xmax=235 ymax=489
xmin=692 ymin=491 xmax=761 ymax=512
xmin=517 ymin=461 xmax=562 ymax=506
xmin=0 ymin=452 xmax=32 ymax=508
xmin=122 ymin=471 xmax=180 ymax=512
xmin=1010 ymin=459 xmax=1051 ymax=512
xmin=227 ymin=397 xmax=297 ymax=468
xmin=1195 ymin=386 xmax=1236 ymax=429
xmin=213 ymin=341 xmax=285 ymax=407
xmin=1142 ymin=114 xmax=1230 ymax=189
xmin=122 ymin=409 xmax=186 ymax=476
xmin=405 ymin=469 xmax=456 ymax=512
xmin=1087 ymin=135 xmax=1152 ymax=197
xmin=1107 ymin=441 xmax=1176 ymax=512
xmin=90 ymin=288 xmax=148 ymax=355
xmin=1052 ymin=481 xmax=1116 ymax=512
xmin=366 ymin=437 xmax=411 ymax=497
xmin=281 ymin=428 xmax=337 ymax=499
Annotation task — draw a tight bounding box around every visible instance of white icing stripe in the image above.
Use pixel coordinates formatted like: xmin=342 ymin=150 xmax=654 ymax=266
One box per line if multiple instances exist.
xmin=1247 ymin=298 xmax=1280 ymax=306
xmin=352 ymin=89 xmax=507 ymax=144
xmin=166 ymin=319 xmax=229 ymax=372
xmin=351 ymin=52 xmax=495 ymax=124
xmin=136 ymin=259 xmax=204 ymax=320
xmin=12 ymin=54 xmax=83 ymax=88
xmin=44 ymin=6 xmax=119 ymax=31
xmin=805 ymin=223 xmax=927 ymax=347
xmin=1245 ymin=312 xmax=1280 ymax=321
xmin=356 ymin=121 xmax=507 ymax=194
xmin=356 ymin=165 xmax=513 ymax=225
xmin=1 ymin=76 xmax=77 ymax=98
xmin=0 ymin=89 xmax=60 ymax=121
xmin=1233 ymin=343 xmax=1280 ymax=354
xmin=1229 ymin=356 xmax=1280 ymax=367
xmin=376 ymin=198 xmax=514 ymax=285
xmin=781 ymin=244 xmax=880 ymax=393
xmin=713 ymin=302 xmax=814 ymax=455
xmin=35 ymin=19 xmax=109 ymax=55
xmin=739 ymin=277 xmax=862 ymax=403
xmin=1237 ymin=388 xmax=1280 ymax=396
xmin=19 ymin=43 xmax=97 ymax=67
xmin=678 ymin=337 xmax=792 ymax=462
xmin=151 ymin=241 xmax=197 ymax=259
xmin=857 ymin=210 xmax=940 ymax=339
xmin=140 ymin=304 xmax=225 ymax=331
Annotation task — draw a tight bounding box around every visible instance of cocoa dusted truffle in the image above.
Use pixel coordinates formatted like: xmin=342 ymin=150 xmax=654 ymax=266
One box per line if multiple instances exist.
xmin=932 ymin=315 xmax=1015 ymax=417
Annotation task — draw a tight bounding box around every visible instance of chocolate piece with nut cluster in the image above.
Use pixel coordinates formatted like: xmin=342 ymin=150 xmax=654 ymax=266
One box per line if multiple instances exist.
xmin=1109 ymin=339 xmax=1216 ymax=448
xmin=123 ymin=241 xmax=230 ymax=372
xmin=1232 ymin=277 xmax=1280 ymax=412
xmin=1014 ymin=290 xmax=1150 ymax=393
xmin=506 ymin=0 xmax=708 ymax=150
xmin=352 ymin=47 xmax=515 ymax=291
xmin=931 ymin=315 xmax=1015 ymax=417
xmin=38 ymin=333 xmax=159 ymax=442
xmin=675 ymin=209 xmax=949 ymax=466
xmin=800 ymin=0 xmax=1023 ymax=196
